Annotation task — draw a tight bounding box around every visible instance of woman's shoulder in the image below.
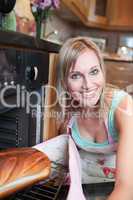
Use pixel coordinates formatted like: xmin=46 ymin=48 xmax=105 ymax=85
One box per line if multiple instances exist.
xmin=105 ymin=84 xmax=132 ymax=112
xmin=105 ymin=85 xmax=128 ymax=105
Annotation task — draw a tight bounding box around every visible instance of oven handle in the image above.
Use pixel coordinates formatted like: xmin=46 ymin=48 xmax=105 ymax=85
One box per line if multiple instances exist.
xmin=33 ymin=66 xmax=38 ymax=80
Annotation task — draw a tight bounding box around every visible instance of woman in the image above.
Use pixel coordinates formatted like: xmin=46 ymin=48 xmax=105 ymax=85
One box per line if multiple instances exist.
xmin=34 ymin=36 xmax=133 ymax=200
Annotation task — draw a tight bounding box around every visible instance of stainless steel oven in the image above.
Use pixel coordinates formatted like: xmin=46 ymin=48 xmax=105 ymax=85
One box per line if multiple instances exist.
xmin=0 ymin=47 xmax=49 ymax=149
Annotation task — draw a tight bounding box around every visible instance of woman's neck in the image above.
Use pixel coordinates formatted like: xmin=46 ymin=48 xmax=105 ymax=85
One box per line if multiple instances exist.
xmin=79 ymin=105 xmax=100 ymax=119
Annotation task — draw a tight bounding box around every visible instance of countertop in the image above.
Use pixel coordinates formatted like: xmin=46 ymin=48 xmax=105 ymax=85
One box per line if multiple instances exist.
xmin=0 ymin=30 xmax=132 ymax=62
xmin=0 ymin=30 xmax=61 ymax=53
xmin=103 ymin=52 xmax=133 ymax=62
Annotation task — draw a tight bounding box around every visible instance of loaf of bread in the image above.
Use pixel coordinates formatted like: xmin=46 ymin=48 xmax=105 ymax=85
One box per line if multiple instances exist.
xmin=0 ymin=147 xmax=51 ymax=199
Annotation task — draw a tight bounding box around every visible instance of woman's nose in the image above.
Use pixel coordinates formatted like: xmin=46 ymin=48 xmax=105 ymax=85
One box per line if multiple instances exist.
xmin=82 ymin=76 xmax=93 ymax=90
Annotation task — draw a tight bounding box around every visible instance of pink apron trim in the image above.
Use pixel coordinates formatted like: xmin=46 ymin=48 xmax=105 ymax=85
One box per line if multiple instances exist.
xmin=104 ymin=115 xmax=114 ymax=145
xmin=67 ymin=135 xmax=86 ymax=200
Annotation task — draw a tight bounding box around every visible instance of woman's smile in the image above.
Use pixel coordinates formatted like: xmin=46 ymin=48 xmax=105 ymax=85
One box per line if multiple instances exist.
xmin=81 ymin=87 xmax=102 ymax=103
xmin=81 ymin=88 xmax=98 ymax=97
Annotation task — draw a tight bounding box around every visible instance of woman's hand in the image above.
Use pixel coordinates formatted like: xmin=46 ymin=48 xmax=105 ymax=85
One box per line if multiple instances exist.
xmin=107 ymin=184 xmax=133 ymax=200
xmin=112 ymin=94 xmax=133 ymax=200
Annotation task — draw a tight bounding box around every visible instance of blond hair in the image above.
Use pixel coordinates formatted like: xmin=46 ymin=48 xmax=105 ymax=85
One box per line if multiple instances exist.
xmin=59 ymin=36 xmax=106 ymax=83
xmin=57 ymin=36 xmax=117 ymax=122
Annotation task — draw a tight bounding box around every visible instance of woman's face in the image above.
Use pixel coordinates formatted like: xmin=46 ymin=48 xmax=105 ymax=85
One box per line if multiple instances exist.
xmin=66 ymin=49 xmax=105 ymax=108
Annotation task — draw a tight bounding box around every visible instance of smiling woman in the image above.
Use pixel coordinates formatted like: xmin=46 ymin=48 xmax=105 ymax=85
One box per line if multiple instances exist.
xmin=34 ymin=36 xmax=133 ymax=200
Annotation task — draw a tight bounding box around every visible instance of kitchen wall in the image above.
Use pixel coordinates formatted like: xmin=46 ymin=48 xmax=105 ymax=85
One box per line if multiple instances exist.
xmin=46 ymin=13 xmax=133 ymax=53
xmin=74 ymin=26 xmax=133 ymax=53
xmin=44 ymin=14 xmax=75 ymax=44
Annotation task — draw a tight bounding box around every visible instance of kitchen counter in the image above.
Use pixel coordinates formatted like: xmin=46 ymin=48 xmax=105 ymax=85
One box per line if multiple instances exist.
xmin=1 ymin=30 xmax=132 ymax=63
xmin=103 ymin=52 xmax=133 ymax=62
xmin=0 ymin=30 xmax=61 ymax=53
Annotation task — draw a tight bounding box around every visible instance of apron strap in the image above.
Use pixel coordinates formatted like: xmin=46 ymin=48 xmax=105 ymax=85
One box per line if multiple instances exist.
xmin=104 ymin=116 xmax=114 ymax=144
xmin=67 ymin=135 xmax=86 ymax=200
xmin=67 ymin=116 xmax=75 ymax=135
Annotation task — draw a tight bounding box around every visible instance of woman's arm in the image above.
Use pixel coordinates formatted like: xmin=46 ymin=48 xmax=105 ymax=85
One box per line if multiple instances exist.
xmin=107 ymin=94 xmax=133 ymax=200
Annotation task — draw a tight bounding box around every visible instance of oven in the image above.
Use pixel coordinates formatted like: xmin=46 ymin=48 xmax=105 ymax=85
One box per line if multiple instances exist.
xmin=0 ymin=47 xmax=49 ymax=149
xmin=4 ymin=177 xmax=69 ymax=200
xmin=3 ymin=178 xmax=114 ymax=200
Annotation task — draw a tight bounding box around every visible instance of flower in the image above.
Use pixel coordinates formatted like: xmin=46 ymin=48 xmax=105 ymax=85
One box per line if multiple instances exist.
xmin=30 ymin=0 xmax=60 ymax=38
xmin=51 ymin=0 xmax=60 ymax=8
xmin=30 ymin=0 xmax=60 ymax=21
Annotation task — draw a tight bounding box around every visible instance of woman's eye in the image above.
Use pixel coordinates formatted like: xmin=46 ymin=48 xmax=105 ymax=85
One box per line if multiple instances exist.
xmin=71 ymin=74 xmax=81 ymax=79
xmin=89 ymin=69 xmax=99 ymax=75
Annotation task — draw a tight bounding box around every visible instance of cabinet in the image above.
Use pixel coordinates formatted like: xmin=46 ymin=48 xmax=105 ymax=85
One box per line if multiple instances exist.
xmin=62 ymin=0 xmax=108 ymax=27
xmin=62 ymin=0 xmax=133 ymax=29
xmin=107 ymin=0 xmax=133 ymax=28
xmin=85 ymin=0 xmax=108 ymax=25
xmin=43 ymin=53 xmax=59 ymax=140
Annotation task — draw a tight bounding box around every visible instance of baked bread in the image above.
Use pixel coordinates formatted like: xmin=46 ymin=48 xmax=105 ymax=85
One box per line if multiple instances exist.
xmin=0 ymin=147 xmax=51 ymax=199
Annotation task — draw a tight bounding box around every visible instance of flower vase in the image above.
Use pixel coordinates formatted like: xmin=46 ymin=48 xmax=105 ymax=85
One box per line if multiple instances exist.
xmin=36 ymin=18 xmax=42 ymax=39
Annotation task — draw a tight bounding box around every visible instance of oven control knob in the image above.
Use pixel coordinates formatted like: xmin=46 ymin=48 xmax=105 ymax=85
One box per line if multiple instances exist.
xmin=4 ymin=81 xmax=8 ymax=86
xmin=25 ymin=66 xmax=38 ymax=81
xmin=10 ymin=81 xmax=14 ymax=85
